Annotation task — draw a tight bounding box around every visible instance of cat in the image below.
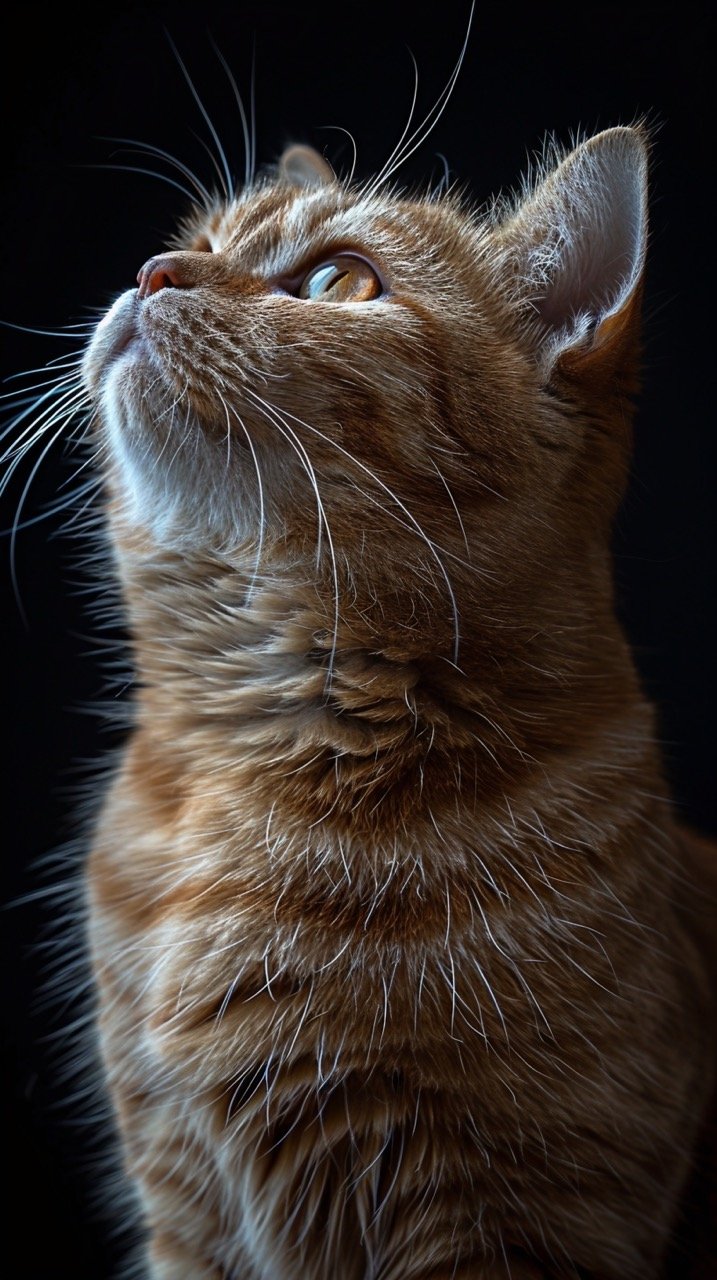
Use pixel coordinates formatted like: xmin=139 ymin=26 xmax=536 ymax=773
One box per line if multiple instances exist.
xmin=77 ymin=119 xmax=716 ymax=1280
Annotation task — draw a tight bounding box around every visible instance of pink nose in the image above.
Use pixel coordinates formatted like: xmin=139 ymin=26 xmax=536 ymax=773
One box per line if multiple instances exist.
xmin=136 ymin=255 xmax=190 ymax=299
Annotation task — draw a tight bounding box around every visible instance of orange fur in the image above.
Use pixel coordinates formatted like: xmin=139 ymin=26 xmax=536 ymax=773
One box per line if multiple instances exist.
xmin=83 ymin=127 xmax=714 ymax=1278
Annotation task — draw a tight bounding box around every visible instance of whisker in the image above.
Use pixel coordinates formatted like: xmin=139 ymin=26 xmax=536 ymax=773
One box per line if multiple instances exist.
xmin=6 ymin=399 xmax=92 ymax=622
xmin=432 ymin=152 xmax=452 ymax=198
xmin=165 ymin=32 xmax=233 ymax=201
xmin=246 ymin=388 xmax=341 ymax=689
xmin=210 ymin=38 xmax=253 ymax=192
xmin=0 ymin=320 xmax=94 ymax=339
xmin=9 ymin=474 xmax=101 ymax=535
xmin=258 ymin=398 xmax=462 ymax=665
xmin=317 ymin=125 xmax=358 ymax=187
xmin=1 ymin=380 xmax=87 ymax=466
xmin=1 ymin=363 xmax=85 ymax=398
xmin=159 ymin=392 xmax=194 ymax=480
xmin=368 ymin=0 xmax=475 ymax=192
xmin=368 ymin=49 xmax=420 ymax=195
xmin=191 ymin=131 xmax=233 ymax=202
xmin=56 ymin=423 xmax=101 ymax=492
xmin=427 ymin=454 xmax=470 ymax=558
xmin=99 ymin=136 xmax=213 ymax=209
xmin=85 ymin=161 xmax=198 ymax=204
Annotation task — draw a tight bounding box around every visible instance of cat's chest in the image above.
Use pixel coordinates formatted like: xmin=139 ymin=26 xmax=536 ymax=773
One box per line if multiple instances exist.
xmin=88 ymin=750 xmax=508 ymax=1077
xmin=88 ymin=724 xmax=659 ymax=1115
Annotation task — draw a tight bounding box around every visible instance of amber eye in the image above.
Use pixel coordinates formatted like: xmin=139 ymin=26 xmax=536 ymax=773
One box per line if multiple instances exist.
xmin=297 ymin=255 xmax=383 ymax=302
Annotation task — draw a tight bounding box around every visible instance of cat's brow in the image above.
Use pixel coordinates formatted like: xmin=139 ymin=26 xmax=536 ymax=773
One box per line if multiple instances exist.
xmin=221 ymin=190 xmax=414 ymax=278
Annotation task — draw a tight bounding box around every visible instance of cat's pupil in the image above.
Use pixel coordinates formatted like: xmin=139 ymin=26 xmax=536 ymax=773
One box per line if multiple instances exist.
xmin=297 ymin=255 xmax=382 ymax=302
xmin=302 ymin=262 xmax=346 ymax=298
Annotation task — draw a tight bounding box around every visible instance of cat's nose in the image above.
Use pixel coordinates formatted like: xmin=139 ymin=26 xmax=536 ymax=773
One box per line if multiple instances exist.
xmin=136 ymin=254 xmax=192 ymax=300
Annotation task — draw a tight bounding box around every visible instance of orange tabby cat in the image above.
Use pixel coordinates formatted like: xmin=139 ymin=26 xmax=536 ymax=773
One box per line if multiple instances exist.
xmin=82 ymin=126 xmax=714 ymax=1278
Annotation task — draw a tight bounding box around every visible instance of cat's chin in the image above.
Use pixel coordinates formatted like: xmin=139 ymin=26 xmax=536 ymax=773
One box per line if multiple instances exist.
xmin=83 ymin=288 xmax=150 ymax=393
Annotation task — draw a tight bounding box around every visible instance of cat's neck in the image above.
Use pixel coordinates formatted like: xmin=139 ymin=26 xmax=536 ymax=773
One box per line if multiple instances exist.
xmin=113 ymin=534 xmax=661 ymax=847
xmin=110 ymin=532 xmax=671 ymax=964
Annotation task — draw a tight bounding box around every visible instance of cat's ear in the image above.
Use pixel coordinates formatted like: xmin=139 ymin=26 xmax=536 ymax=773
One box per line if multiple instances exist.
xmin=496 ymin=126 xmax=648 ymax=374
xmin=279 ymin=144 xmax=335 ymax=189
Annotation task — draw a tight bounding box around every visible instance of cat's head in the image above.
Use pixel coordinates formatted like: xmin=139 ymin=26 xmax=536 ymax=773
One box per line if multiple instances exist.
xmin=83 ymin=126 xmax=647 ymax=649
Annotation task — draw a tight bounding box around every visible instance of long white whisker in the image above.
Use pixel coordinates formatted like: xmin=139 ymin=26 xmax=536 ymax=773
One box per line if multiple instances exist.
xmin=12 ymin=469 xmax=102 ymax=536
xmin=317 ymin=125 xmax=358 ymax=187
xmin=87 ymin=161 xmax=198 ymax=204
xmin=0 ymin=389 xmax=81 ymax=450
xmin=100 ymin=136 xmax=213 ymax=208
xmin=166 ymin=33 xmax=233 ymax=200
xmin=1 ymin=364 xmax=85 ymax=400
xmin=427 ymin=454 xmax=470 ymax=558
xmin=191 ymin=131 xmax=233 ymax=202
xmin=140 ymin=382 xmax=190 ymax=484
xmin=56 ymin=420 xmax=102 ymax=492
xmin=1 ymin=381 xmax=87 ymax=472
xmin=159 ymin=396 xmax=194 ymax=479
xmin=368 ymin=50 xmax=420 ymax=194
xmin=0 ymin=321 xmax=94 ymax=339
xmin=246 ymin=388 xmax=341 ymax=688
xmin=245 ymin=393 xmax=324 ymax=568
xmin=432 ymin=151 xmax=452 ymax=198
xmin=260 ymin=399 xmax=461 ymax=665
xmin=210 ymin=38 xmax=253 ymax=191
xmin=7 ymin=399 xmax=92 ymax=621
xmin=369 ymin=0 xmax=475 ymax=191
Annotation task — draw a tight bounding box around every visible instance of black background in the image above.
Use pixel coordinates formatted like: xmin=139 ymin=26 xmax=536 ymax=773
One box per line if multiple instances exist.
xmin=1 ymin=3 xmax=714 ymax=1277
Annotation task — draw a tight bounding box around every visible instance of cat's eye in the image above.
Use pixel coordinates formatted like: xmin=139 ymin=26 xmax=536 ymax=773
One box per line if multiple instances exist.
xmin=298 ymin=255 xmax=382 ymax=302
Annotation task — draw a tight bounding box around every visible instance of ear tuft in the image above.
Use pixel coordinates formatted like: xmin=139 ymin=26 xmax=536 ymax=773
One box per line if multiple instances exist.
xmin=279 ymin=144 xmax=335 ymax=189
xmin=499 ymin=126 xmax=649 ymax=368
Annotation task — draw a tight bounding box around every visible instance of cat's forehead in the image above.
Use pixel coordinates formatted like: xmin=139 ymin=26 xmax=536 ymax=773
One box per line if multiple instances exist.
xmin=204 ymin=181 xmax=469 ymax=277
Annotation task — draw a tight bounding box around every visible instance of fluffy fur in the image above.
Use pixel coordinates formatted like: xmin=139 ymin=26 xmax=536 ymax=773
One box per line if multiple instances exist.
xmin=81 ymin=125 xmax=714 ymax=1278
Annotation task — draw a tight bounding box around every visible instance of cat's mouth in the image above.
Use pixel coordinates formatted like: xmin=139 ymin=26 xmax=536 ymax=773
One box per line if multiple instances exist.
xmin=112 ymin=323 xmax=142 ymax=359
